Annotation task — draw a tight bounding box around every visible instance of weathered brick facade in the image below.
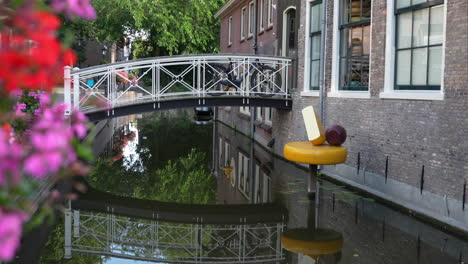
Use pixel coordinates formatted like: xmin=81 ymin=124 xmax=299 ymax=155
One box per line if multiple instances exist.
xmin=215 ymin=0 xmax=467 ymax=230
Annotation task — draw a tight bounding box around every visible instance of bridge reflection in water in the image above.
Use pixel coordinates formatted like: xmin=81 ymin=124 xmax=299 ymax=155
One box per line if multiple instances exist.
xmin=64 ymin=186 xmax=288 ymax=263
xmin=64 ymin=54 xmax=293 ymax=121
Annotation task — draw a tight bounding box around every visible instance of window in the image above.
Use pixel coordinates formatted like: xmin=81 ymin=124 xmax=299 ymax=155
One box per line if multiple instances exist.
xmin=309 ymin=1 xmax=322 ymax=91
xmin=265 ymin=107 xmax=272 ymax=125
xmin=256 ymin=107 xmax=263 ymax=121
xmin=339 ymin=0 xmax=371 ymax=91
xmin=224 ymin=141 xmax=230 ymax=167
xmin=254 ymin=165 xmax=261 ymax=203
xmin=241 ymin=6 xmax=247 ymax=40
xmin=259 ymin=0 xmax=265 ymax=32
xmin=228 ymin=16 xmax=233 ymax=46
xmin=395 ymin=0 xmax=444 ymax=90
xmin=262 ymin=173 xmax=271 ymax=203
xmin=238 ymin=152 xmax=250 ymax=199
xmin=267 ymin=0 xmax=273 ymax=27
xmin=240 ymin=106 xmax=250 ymax=115
xmin=218 ymin=137 xmax=223 ymax=168
xmin=248 ymin=1 xmax=255 ymax=37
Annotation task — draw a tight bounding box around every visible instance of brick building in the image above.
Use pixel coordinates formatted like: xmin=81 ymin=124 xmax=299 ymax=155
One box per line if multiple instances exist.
xmin=215 ymin=0 xmax=467 ymax=231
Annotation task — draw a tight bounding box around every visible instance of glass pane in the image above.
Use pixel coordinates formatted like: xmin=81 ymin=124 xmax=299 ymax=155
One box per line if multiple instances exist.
xmin=413 ymin=0 xmax=426 ymax=5
xmin=430 ymin=6 xmax=444 ymax=45
xmin=310 ymin=60 xmax=320 ymax=89
xmin=362 ymin=25 xmax=370 ymax=55
xmin=350 ymin=0 xmax=362 ymax=22
xmin=396 ymin=0 xmax=411 ymax=9
xmin=340 ymin=58 xmax=349 ymax=88
xmin=361 ymin=0 xmax=371 ymax=20
xmin=397 ymin=50 xmax=411 ymax=85
xmin=397 ymin=13 xmax=412 ymax=49
xmin=311 ymin=35 xmax=321 ymax=59
xmin=413 ymin=8 xmax=429 ymax=47
xmin=428 ymin=46 xmax=442 ymax=85
xmin=311 ymin=4 xmax=322 ymax=33
xmin=350 ymin=27 xmax=363 ymax=56
xmin=411 ymin=47 xmax=428 ymax=85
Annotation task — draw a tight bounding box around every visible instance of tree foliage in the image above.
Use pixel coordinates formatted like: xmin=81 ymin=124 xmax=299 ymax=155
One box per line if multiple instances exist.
xmin=62 ymin=0 xmax=225 ymax=59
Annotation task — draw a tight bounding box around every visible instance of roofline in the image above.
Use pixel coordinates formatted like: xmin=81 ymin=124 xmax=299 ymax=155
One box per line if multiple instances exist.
xmin=214 ymin=0 xmax=237 ymax=18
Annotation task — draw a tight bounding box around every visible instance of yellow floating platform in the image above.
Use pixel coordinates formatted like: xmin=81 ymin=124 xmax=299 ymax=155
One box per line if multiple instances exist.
xmin=281 ymin=228 xmax=343 ymax=259
xmin=283 ymin=141 xmax=347 ymax=165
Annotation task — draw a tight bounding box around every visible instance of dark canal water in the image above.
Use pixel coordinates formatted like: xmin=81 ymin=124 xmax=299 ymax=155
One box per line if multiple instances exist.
xmin=39 ymin=108 xmax=467 ymax=264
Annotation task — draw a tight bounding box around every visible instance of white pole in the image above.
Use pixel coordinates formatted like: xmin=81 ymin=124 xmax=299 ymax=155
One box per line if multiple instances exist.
xmin=64 ymin=66 xmax=72 ymax=115
xmin=73 ymin=67 xmax=80 ymax=109
xmin=64 ymin=200 xmax=72 ymax=259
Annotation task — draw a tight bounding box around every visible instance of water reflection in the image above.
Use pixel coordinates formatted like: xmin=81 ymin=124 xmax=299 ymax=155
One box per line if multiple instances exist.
xmin=38 ymin=109 xmax=467 ymax=264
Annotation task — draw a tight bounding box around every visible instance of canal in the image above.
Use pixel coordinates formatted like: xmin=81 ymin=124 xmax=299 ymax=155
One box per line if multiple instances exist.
xmin=38 ymin=108 xmax=467 ymax=264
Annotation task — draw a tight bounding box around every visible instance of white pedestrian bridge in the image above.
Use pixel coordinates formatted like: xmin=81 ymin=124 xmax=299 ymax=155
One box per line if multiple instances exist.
xmin=64 ymin=54 xmax=293 ymax=121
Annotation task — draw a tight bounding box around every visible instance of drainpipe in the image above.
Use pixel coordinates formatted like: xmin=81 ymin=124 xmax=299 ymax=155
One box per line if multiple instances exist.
xmin=319 ymin=0 xmax=328 ymax=124
xmin=249 ymin=0 xmax=259 ymax=204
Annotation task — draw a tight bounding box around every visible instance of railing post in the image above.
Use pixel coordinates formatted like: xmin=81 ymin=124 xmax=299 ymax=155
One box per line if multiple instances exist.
xmin=152 ymin=63 xmax=156 ymax=101
xmin=155 ymin=63 xmax=160 ymax=101
xmin=64 ymin=200 xmax=72 ymax=259
xmin=73 ymin=210 xmax=80 ymax=237
xmin=64 ymin=66 xmax=72 ymax=115
xmin=73 ymin=67 xmax=80 ymax=109
xmin=197 ymin=59 xmax=202 ymax=97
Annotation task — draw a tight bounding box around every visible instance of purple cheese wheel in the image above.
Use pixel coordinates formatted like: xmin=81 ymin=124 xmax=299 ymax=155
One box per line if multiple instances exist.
xmin=325 ymin=125 xmax=347 ymax=146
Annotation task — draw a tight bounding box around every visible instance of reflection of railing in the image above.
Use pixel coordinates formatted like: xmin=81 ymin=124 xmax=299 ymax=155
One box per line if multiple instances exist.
xmin=65 ymin=208 xmax=285 ymax=263
xmin=64 ymin=54 xmax=292 ymax=115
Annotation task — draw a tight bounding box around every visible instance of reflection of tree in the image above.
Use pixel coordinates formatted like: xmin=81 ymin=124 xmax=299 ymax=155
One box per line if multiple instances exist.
xmin=39 ymin=215 xmax=104 ymax=264
xmin=88 ymin=110 xmax=214 ymax=203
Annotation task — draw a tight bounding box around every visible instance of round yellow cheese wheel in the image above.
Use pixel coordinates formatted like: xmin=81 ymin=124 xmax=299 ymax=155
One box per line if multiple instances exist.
xmin=281 ymin=228 xmax=343 ymax=259
xmin=283 ymin=141 xmax=347 ymax=165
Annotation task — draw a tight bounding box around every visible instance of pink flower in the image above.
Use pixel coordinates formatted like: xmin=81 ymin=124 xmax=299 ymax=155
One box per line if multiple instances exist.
xmin=50 ymin=0 xmax=96 ymax=20
xmin=14 ymin=103 xmax=26 ymax=117
xmin=0 ymin=210 xmax=28 ymax=261
xmin=0 ymin=131 xmax=23 ymax=186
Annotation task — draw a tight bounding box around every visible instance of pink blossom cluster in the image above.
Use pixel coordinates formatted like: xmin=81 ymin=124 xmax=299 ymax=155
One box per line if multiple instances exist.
xmin=0 ymin=209 xmax=29 ymax=261
xmin=49 ymin=0 xmax=96 ymax=20
xmin=24 ymin=96 xmax=88 ymax=179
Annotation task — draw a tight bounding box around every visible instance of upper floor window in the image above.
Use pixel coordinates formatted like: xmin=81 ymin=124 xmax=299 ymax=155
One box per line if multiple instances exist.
xmin=241 ymin=6 xmax=247 ymax=40
xmin=395 ymin=0 xmax=444 ymax=90
xmin=339 ymin=0 xmax=371 ymax=91
xmin=259 ymin=0 xmax=265 ymax=32
xmin=248 ymin=1 xmax=255 ymax=37
xmin=228 ymin=16 xmax=233 ymax=46
xmin=267 ymin=0 xmax=274 ymax=27
xmin=309 ymin=1 xmax=322 ymax=91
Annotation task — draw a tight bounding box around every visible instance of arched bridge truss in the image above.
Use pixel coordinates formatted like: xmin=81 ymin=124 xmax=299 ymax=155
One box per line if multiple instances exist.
xmin=64 ymin=187 xmax=288 ymax=263
xmin=64 ymin=54 xmax=292 ymax=121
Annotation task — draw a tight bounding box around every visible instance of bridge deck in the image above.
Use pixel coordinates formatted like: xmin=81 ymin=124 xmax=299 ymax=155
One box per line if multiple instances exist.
xmin=73 ymin=185 xmax=288 ymax=224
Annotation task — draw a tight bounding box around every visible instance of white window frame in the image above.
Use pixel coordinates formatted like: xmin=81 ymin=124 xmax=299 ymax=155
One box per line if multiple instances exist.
xmin=230 ymin=157 xmax=236 ymax=187
xmin=329 ymin=0 xmax=371 ymax=99
xmin=241 ymin=6 xmax=247 ymax=40
xmin=254 ymin=164 xmax=261 ymax=203
xmin=228 ymin=16 xmax=233 ymax=46
xmin=248 ymin=1 xmax=255 ymax=38
xmin=381 ymin=0 xmax=445 ymax=101
xmin=267 ymin=0 xmax=274 ymax=28
xmin=238 ymin=152 xmax=250 ymax=199
xmin=302 ymin=0 xmax=322 ymax=97
xmin=259 ymin=0 xmax=265 ymax=32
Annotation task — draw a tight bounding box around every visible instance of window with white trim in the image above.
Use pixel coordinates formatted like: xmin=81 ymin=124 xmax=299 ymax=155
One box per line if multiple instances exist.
xmin=248 ymin=1 xmax=255 ymax=37
xmin=218 ymin=137 xmax=223 ymax=168
xmin=262 ymin=173 xmax=271 ymax=203
xmin=309 ymin=1 xmax=322 ymax=91
xmin=339 ymin=0 xmax=371 ymax=91
xmin=228 ymin=16 xmax=233 ymax=46
xmin=395 ymin=0 xmax=444 ymax=90
xmin=267 ymin=0 xmax=274 ymax=27
xmin=241 ymin=6 xmax=247 ymax=40
xmin=238 ymin=152 xmax=250 ymax=199
xmin=259 ymin=0 xmax=265 ymax=32
xmin=265 ymin=107 xmax=272 ymax=125
xmin=224 ymin=141 xmax=230 ymax=167
xmin=256 ymin=107 xmax=263 ymax=121
xmin=254 ymin=165 xmax=261 ymax=203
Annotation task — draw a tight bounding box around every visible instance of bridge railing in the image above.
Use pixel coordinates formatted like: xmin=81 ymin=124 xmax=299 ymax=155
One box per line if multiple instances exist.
xmin=64 ymin=54 xmax=292 ymax=115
